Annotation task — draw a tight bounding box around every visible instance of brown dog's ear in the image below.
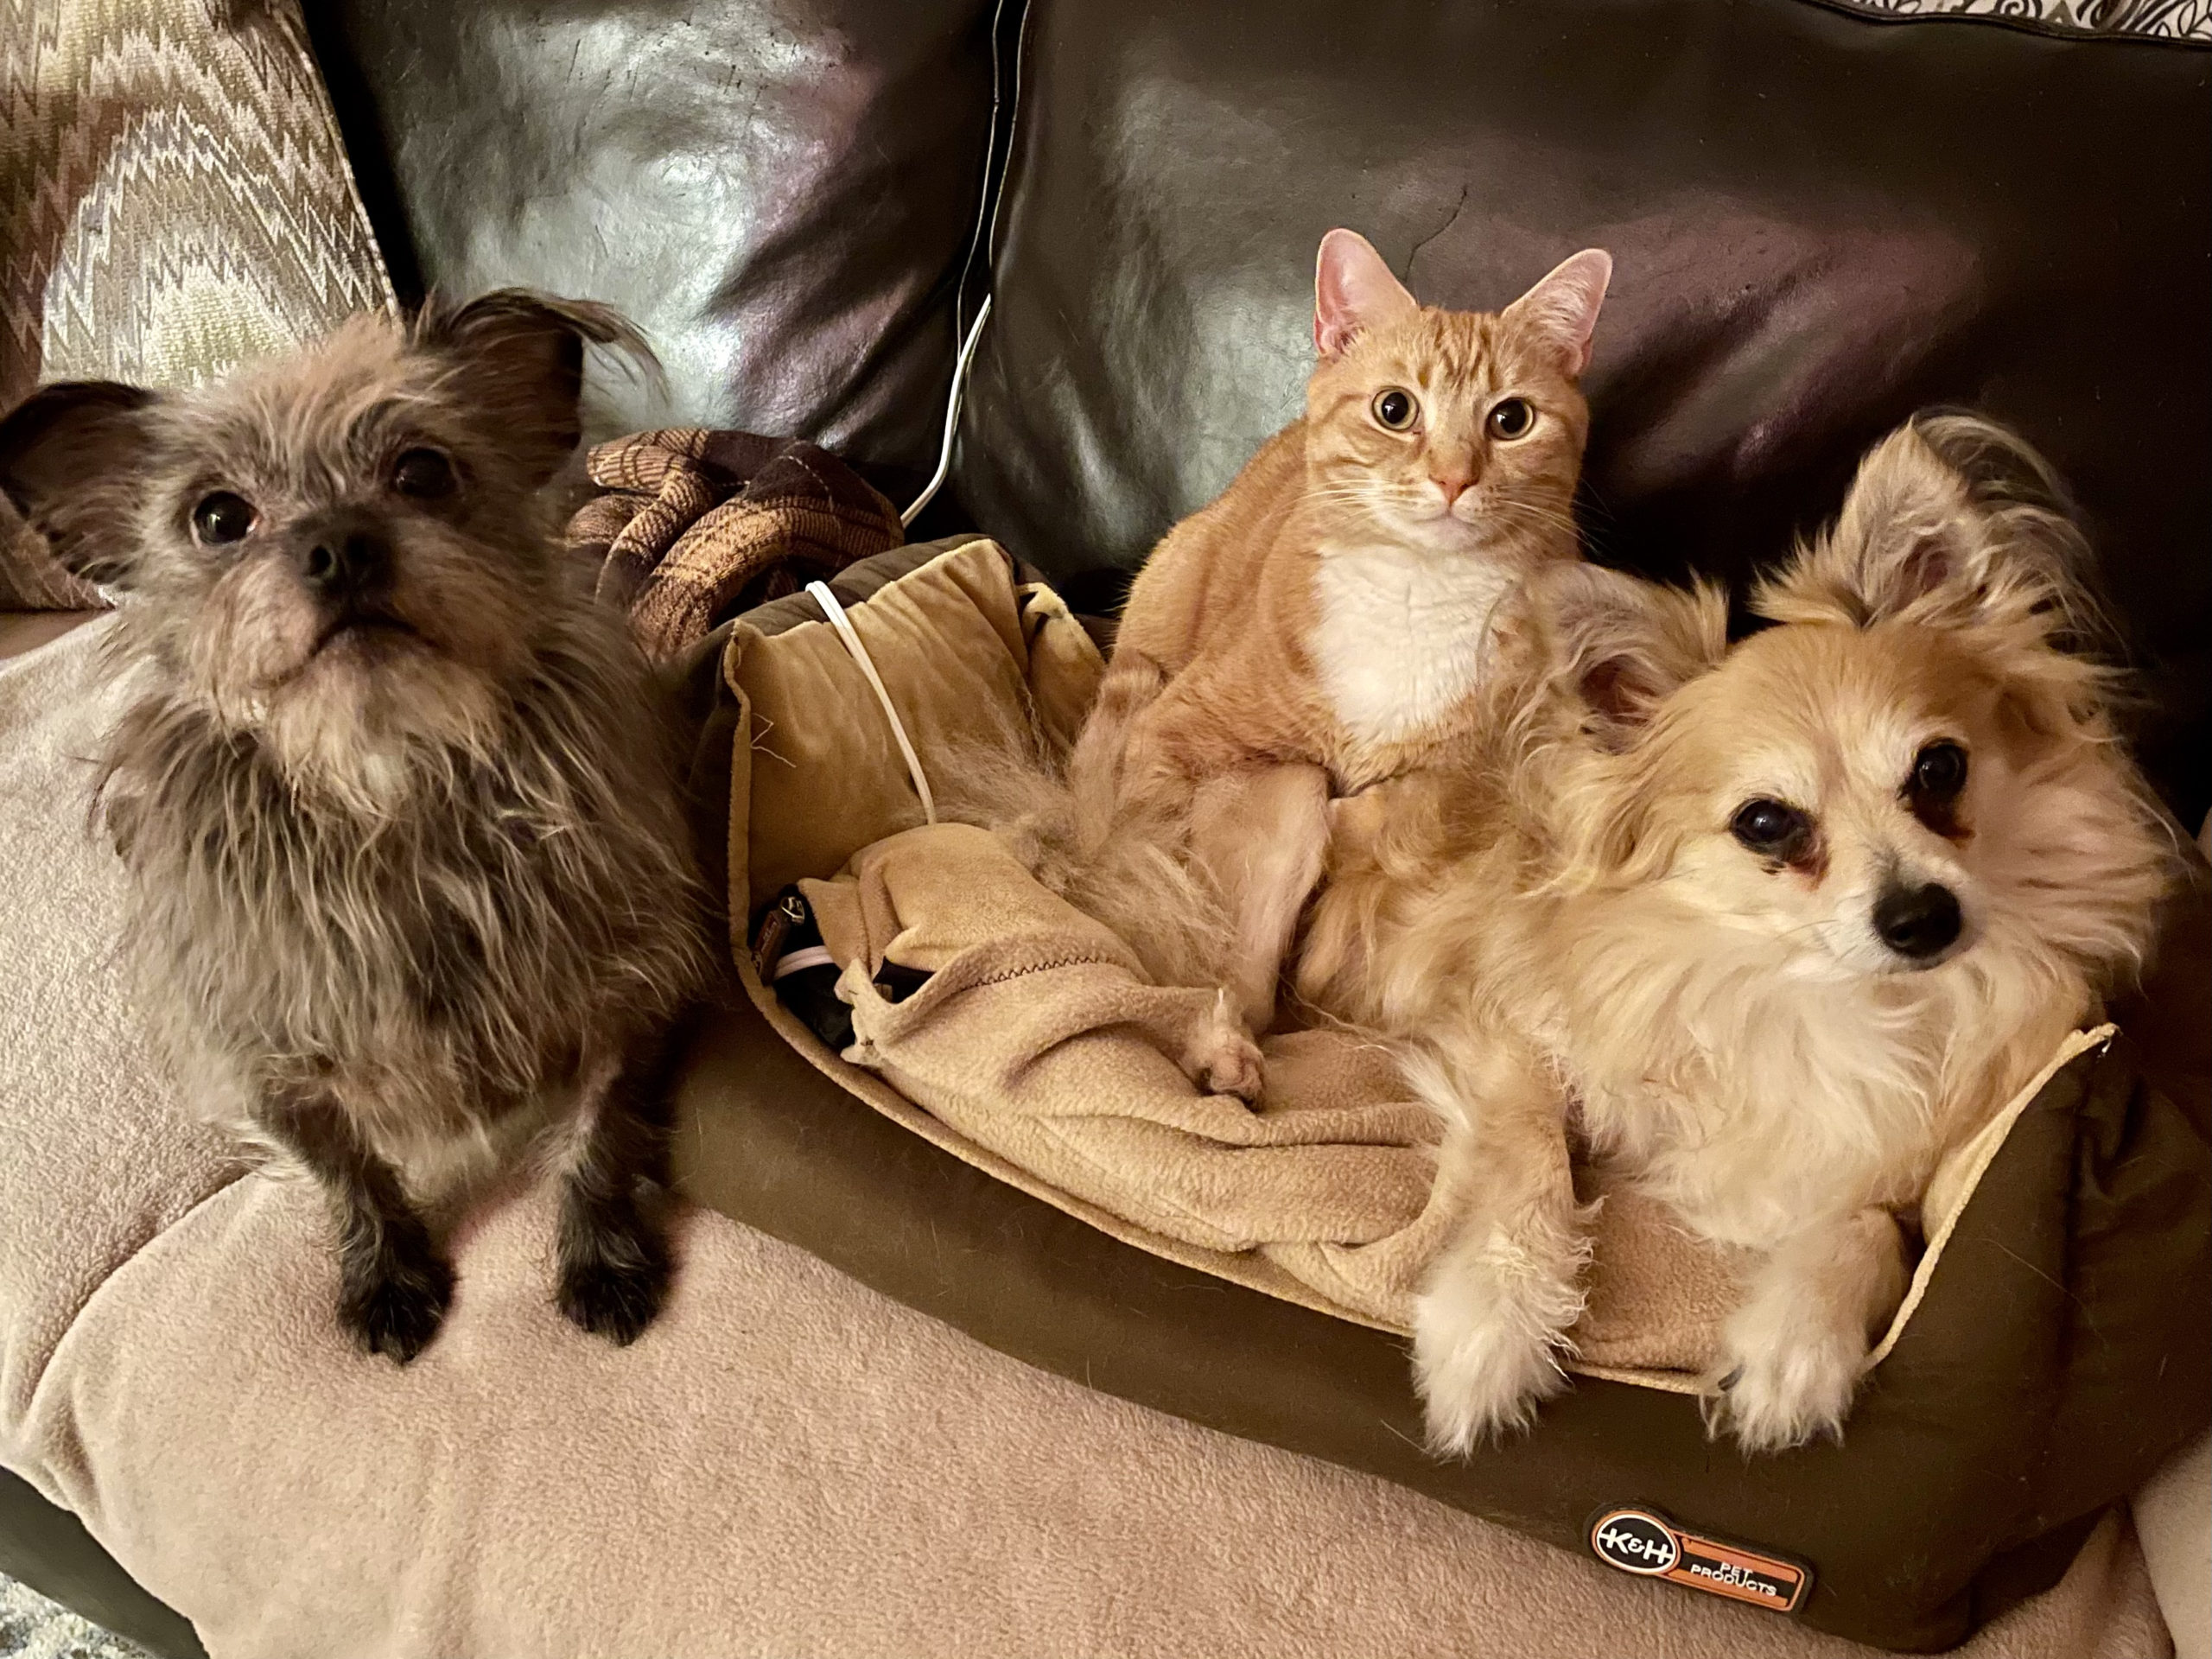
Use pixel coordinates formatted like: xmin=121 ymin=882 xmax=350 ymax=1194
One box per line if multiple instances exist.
xmin=411 ymin=289 xmax=657 ymax=486
xmin=1530 ymin=563 xmax=1728 ymax=752
xmin=1753 ymin=412 xmax=2093 ymax=644
xmin=0 ymin=381 xmax=162 ymax=588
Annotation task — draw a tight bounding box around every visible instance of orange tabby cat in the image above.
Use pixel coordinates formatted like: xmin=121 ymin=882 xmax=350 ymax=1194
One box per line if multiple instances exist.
xmin=1103 ymin=229 xmax=1611 ymax=1029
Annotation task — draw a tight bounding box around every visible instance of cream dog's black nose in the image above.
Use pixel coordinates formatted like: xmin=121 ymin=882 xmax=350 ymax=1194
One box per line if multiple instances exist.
xmin=1874 ymin=880 xmax=1961 ymax=960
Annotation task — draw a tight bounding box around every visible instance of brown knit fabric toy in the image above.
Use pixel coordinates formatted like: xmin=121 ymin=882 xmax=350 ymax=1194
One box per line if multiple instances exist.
xmin=568 ymin=428 xmax=905 ymax=658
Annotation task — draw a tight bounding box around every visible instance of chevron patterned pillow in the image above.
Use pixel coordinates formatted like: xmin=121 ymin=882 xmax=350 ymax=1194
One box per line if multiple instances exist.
xmin=0 ymin=0 xmax=391 ymax=608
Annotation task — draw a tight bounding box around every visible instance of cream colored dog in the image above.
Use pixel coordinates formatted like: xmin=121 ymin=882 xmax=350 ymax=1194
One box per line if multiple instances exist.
xmin=1297 ymin=414 xmax=2177 ymax=1454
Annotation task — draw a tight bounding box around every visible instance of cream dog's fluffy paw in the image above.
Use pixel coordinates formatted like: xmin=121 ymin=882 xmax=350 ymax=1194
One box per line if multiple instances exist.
xmin=1412 ymin=1257 xmax=1580 ymax=1455
xmin=1707 ymin=1298 xmax=1867 ymax=1454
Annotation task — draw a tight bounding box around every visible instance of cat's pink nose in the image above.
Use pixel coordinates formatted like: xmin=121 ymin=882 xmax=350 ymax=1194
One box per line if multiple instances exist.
xmin=1432 ymin=474 xmax=1473 ymax=505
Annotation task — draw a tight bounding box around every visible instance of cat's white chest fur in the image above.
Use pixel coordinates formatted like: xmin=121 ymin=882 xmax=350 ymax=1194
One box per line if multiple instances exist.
xmin=1310 ymin=541 xmax=1516 ymax=751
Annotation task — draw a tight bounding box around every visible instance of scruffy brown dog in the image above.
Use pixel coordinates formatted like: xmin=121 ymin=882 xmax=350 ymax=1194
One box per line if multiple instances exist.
xmin=0 ymin=293 xmax=711 ymax=1363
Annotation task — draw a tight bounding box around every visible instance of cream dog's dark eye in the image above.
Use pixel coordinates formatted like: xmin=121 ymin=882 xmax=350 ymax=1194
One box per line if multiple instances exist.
xmin=1371 ymin=388 xmax=1418 ymax=430
xmin=1910 ymin=741 xmax=1968 ymax=801
xmin=1730 ymin=798 xmax=1814 ymax=861
xmin=191 ymin=491 xmax=256 ymax=545
xmin=1487 ymin=397 xmax=1534 ymax=440
xmin=391 ymin=448 xmax=456 ymax=499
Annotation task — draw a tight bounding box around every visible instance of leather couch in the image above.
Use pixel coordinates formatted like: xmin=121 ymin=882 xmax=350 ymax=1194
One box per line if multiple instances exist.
xmin=3 ymin=1 xmax=2205 ymax=1653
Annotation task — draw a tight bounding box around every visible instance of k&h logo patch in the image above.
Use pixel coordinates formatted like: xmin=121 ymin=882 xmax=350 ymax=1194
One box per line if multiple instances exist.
xmin=1587 ymin=1507 xmax=1811 ymax=1613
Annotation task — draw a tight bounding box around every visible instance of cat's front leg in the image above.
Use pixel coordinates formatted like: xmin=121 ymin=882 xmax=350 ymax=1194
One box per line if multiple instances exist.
xmin=1710 ymin=1206 xmax=1909 ymax=1453
xmin=1190 ymin=762 xmax=1332 ymax=1033
xmin=1407 ymin=1035 xmax=1589 ymax=1454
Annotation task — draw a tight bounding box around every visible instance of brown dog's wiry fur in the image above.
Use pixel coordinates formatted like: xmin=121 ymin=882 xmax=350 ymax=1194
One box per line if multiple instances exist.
xmin=1298 ymin=414 xmax=2178 ymax=1455
xmin=0 ymin=293 xmax=713 ymax=1363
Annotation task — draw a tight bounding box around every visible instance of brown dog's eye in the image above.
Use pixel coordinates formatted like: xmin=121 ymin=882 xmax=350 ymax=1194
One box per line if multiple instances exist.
xmin=1487 ymin=397 xmax=1534 ymax=440
xmin=1730 ymin=798 xmax=1814 ymax=863
xmin=1910 ymin=741 xmax=1968 ymax=801
xmin=391 ymin=448 xmax=456 ymax=499
xmin=190 ymin=491 xmax=256 ymax=545
xmin=1371 ymin=388 xmax=1418 ymax=431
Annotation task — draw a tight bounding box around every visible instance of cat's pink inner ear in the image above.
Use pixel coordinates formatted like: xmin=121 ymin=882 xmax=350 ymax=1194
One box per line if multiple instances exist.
xmin=1313 ymin=230 xmax=1419 ymax=358
xmin=1506 ymin=249 xmax=1614 ymax=378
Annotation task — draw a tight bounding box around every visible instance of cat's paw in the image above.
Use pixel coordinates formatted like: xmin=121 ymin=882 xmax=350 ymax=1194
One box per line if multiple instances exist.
xmin=1198 ymin=1029 xmax=1266 ymax=1103
xmin=339 ymin=1246 xmax=454 ymax=1365
xmin=1187 ymin=988 xmax=1265 ymax=1103
xmin=1412 ymin=1261 xmax=1578 ymax=1456
xmin=557 ymin=1211 xmax=672 ymax=1346
xmin=1707 ymin=1301 xmax=1866 ymax=1454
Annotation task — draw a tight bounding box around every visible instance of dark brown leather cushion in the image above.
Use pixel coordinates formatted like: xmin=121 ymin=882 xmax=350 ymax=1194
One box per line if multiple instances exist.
xmin=307 ymin=1 xmax=1007 ymax=491
xmin=0 ymin=1466 xmax=204 ymax=1659
xmin=949 ymin=0 xmax=2212 ymax=825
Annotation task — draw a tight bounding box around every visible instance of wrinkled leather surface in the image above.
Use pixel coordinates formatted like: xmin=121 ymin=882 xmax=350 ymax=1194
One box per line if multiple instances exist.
xmin=952 ymin=0 xmax=2212 ymax=822
xmin=310 ymin=1 xmax=1001 ymax=487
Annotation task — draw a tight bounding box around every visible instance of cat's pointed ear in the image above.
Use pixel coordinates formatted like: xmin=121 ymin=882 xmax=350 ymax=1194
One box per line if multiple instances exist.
xmin=1313 ymin=230 xmax=1419 ymax=358
xmin=1502 ymin=249 xmax=1612 ymax=379
xmin=1752 ymin=414 xmax=2089 ymax=638
xmin=0 ymin=381 xmax=162 ymax=588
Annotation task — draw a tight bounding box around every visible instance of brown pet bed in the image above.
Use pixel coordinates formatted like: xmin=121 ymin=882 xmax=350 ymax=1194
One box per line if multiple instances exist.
xmin=669 ymin=537 xmax=2211 ymax=1652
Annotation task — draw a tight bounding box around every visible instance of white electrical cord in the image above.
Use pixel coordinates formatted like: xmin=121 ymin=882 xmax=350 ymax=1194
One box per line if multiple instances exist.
xmin=805 ymin=579 xmax=937 ymax=825
xmin=899 ymin=295 xmax=994 ymax=528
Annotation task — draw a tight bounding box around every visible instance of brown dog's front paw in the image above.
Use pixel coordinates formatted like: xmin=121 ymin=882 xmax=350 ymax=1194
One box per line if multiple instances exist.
xmin=339 ymin=1249 xmax=454 ymax=1364
xmin=556 ymin=1212 xmax=671 ymax=1345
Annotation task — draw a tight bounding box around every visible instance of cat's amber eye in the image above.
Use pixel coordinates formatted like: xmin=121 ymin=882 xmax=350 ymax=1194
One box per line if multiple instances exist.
xmin=391 ymin=448 xmax=457 ymax=499
xmin=1371 ymin=388 xmax=1419 ymax=431
xmin=1487 ymin=397 xmax=1535 ymax=441
xmin=190 ymin=491 xmax=257 ymax=546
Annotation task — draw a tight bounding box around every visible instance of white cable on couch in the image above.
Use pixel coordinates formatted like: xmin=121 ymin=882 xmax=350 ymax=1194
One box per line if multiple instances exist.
xmin=805 ymin=579 xmax=938 ymax=826
xmin=899 ymin=295 xmax=993 ymax=528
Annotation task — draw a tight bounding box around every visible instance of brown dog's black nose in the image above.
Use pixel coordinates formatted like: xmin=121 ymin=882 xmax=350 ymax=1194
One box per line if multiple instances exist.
xmin=1873 ymin=880 xmax=1961 ymax=961
xmin=301 ymin=530 xmax=387 ymax=599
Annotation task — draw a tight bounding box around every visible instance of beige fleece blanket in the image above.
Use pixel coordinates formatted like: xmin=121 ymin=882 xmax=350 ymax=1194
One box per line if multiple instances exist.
xmin=0 ymin=612 xmax=2191 ymax=1659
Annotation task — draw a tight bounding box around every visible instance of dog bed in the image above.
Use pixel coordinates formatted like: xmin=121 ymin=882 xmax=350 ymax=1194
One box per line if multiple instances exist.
xmin=671 ymin=537 xmax=2212 ymax=1650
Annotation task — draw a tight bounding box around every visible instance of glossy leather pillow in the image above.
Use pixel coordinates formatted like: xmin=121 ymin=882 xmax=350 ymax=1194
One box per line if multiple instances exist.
xmin=950 ymin=0 xmax=2212 ymax=823
xmin=309 ymin=0 xmax=1006 ymax=493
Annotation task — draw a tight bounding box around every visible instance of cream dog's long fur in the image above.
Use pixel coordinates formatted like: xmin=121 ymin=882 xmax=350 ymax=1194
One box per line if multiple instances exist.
xmin=1297 ymin=414 xmax=2177 ymax=1453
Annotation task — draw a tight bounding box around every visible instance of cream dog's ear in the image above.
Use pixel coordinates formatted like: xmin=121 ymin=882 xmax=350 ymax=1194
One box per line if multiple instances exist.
xmin=1752 ymin=411 xmax=2096 ymax=647
xmin=1505 ymin=563 xmax=1727 ymax=887
xmin=1529 ymin=562 xmax=1728 ymax=753
xmin=0 ymin=380 xmax=162 ymax=589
